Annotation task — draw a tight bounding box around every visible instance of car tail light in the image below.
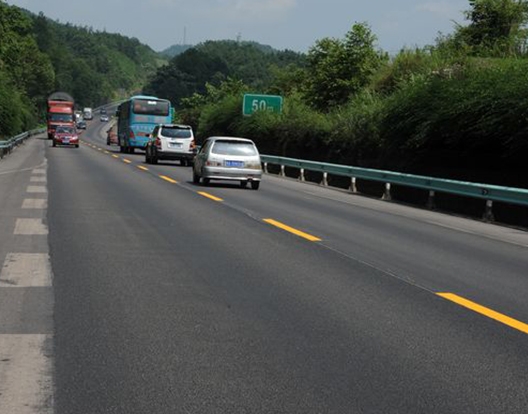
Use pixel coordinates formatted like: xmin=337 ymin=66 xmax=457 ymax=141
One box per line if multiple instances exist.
xmin=206 ymin=160 xmax=222 ymax=167
xmin=129 ymin=130 xmax=135 ymax=139
xmin=190 ymin=140 xmax=196 ymax=149
xmin=155 ymin=137 xmax=161 ymax=149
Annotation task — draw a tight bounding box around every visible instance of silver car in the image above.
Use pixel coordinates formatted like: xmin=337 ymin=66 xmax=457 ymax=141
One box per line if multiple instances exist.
xmin=145 ymin=124 xmax=196 ymax=166
xmin=193 ymin=137 xmax=262 ymax=190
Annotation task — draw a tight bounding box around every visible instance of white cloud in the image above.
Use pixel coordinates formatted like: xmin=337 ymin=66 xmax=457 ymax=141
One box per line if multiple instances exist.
xmin=201 ymin=0 xmax=297 ymax=21
xmin=416 ymin=1 xmax=459 ymax=18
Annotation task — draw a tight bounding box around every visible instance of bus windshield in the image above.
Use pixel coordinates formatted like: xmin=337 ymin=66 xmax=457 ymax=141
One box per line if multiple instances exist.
xmin=132 ymin=99 xmax=170 ymax=116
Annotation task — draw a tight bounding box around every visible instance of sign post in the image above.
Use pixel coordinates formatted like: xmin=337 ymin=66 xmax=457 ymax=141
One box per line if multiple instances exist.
xmin=243 ymin=94 xmax=283 ymax=116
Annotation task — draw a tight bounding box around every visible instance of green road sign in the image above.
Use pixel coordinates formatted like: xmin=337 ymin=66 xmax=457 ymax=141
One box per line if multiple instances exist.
xmin=243 ymin=94 xmax=283 ymax=116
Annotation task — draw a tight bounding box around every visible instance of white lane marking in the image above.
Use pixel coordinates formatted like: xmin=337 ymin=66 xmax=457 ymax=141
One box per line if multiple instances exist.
xmin=26 ymin=186 xmax=47 ymax=194
xmin=0 ymin=254 xmax=52 ymax=287
xmin=13 ymin=219 xmax=48 ymax=235
xmin=0 ymin=334 xmax=53 ymax=414
xmin=22 ymin=199 xmax=47 ymax=209
xmin=31 ymin=169 xmax=46 ymax=175
xmin=30 ymin=177 xmax=46 ymax=183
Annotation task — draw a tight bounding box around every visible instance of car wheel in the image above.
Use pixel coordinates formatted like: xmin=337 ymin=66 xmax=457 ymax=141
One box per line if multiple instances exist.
xmin=180 ymin=159 xmax=187 ymax=167
xmin=151 ymin=151 xmax=158 ymax=165
xmin=193 ymin=170 xmax=200 ymax=184
xmin=75 ymin=144 xmax=79 ymax=148
xmin=129 ymin=147 xmax=135 ymax=154
xmin=251 ymin=181 xmax=260 ymax=190
xmin=52 ymin=141 xmax=56 ymax=147
xmin=240 ymin=180 xmax=248 ymax=188
xmin=119 ymin=146 xmax=124 ymax=153
xmin=202 ymin=177 xmax=210 ymax=186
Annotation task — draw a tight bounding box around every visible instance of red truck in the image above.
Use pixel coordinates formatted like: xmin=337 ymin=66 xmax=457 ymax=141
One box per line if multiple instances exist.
xmin=47 ymin=92 xmax=75 ymax=139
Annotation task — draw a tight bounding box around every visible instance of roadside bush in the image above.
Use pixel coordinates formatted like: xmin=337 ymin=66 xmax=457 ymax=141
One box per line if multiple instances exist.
xmin=379 ymin=58 xmax=528 ymax=186
xmin=196 ymin=94 xmax=243 ymax=141
xmin=0 ymin=71 xmax=34 ymax=137
xmin=237 ymin=93 xmax=333 ymax=159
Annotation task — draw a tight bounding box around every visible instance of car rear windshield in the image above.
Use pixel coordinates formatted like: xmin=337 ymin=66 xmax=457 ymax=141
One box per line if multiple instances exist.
xmin=211 ymin=141 xmax=257 ymax=156
xmin=56 ymin=127 xmax=75 ymax=134
xmin=161 ymin=127 xmax=192 ymax=138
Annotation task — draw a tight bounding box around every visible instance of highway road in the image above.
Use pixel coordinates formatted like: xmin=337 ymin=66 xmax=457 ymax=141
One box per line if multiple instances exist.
xmin=1 ymin=117 xmax=528 ymax=413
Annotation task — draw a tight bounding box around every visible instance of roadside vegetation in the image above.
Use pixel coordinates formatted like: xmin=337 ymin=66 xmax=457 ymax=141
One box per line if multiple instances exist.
xmin=0 ymin=0 xmax=164 ymax=137
xmin=148 ymin=0 xmax=528 ymax=189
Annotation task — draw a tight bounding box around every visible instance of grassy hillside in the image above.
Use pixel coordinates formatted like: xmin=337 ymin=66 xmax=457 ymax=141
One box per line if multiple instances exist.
xmin=0 ymin=0 xmax=167 ymax=136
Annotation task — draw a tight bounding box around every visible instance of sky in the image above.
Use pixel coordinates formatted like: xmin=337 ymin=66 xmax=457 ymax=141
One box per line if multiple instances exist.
xmin=6 ymin=0 xmax=469 ymax=53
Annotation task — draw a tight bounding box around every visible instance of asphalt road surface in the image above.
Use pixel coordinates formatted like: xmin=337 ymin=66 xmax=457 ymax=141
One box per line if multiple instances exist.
xmin=1 ymin=116 xmax=528 ymax=413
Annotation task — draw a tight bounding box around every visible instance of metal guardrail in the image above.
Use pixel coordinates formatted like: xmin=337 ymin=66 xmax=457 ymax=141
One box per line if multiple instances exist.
xmin=260 ymin=155 xmax=528 ymax=221
xmin=0 ymin=128 xmax=46 ymax=159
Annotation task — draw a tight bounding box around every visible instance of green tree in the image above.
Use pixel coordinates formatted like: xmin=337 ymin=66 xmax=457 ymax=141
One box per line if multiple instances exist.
xmin=303 ymin=23 xmax=387 ymax=110
xmin=455 ymin=0 xmax=528 ymax=55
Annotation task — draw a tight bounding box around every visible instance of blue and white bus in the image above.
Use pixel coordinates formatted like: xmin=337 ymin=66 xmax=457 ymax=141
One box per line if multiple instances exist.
xmin=116 ymin=95 xmax=172 ymax=153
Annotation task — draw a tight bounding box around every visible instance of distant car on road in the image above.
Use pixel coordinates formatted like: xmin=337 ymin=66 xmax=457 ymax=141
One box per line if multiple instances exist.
xmin=193 ymin=136 xmax=262 ymax=190
xmin=100 ymin=114 xmax=109 ymax=122
xmin=53 ymin=126 xmax=79 ymax=148
xmin=145 ymin=124 xmax=196 ymax=166
xmin=76 ymin=120 xmax=87 ymax=130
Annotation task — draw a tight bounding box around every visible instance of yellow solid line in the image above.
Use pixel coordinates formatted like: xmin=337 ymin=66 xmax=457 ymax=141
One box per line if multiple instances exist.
xmin=159 ymin=175 xmax=178 ymax=184
xmin=263 ymin=219 xmax=321 ymax=242
xmin=137 ymin=166 xmax=149 ymax=171
xmin=123 ymin=159 xmax=132 ymax=164
xmin=438 ymin=293 xmax=528 ymax=335
xmin=198 ymin=191 xmax=223 ymax=202
xmin=112 ymin=155 xmax=119 ymax=159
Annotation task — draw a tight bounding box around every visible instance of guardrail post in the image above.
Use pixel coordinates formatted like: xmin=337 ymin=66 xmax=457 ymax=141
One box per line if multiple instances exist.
xmin=321 ymin=172 xmax=329 ymax=186
xmin=349 ymin=177 xmax=358 ymax=193
xmin=280 ymin=165 xmax=285 ymax=177
xmin=299 ymin=168 xmax=305 ymax=182
xmin=382 ymin=183 xmax=392 ymax=201
xmin=426 ymin=190 xmax=435 ymax=210
xmin=483 ymin=200 xmax=495 ymax=222
xmin=263 ymin=162 xmax=268 ymax=174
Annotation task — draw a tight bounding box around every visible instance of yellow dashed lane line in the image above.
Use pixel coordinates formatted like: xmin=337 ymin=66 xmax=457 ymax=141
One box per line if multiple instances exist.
xmin=198 ymin=192 xmax=223 ymax=202
xmin=437 ymin=293 xmax=528 ymax=335
xmin=263 ymin=219 xmax=321 ymax=242
xmin=159 ymin=175 xmax=178 ymax=184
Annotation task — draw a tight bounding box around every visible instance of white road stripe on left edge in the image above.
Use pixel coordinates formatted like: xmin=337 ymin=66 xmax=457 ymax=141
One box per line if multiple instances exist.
xmin=30 ymin=176 xmax=46 ymax=183
xmin=0 ymin=254 xmax=52 ymax=287
xmin=0 ymin=334 xmax=53 ymax=414
xmin=26 ymin=186 xmax=47 ymax=194
xmin=13 ymin=219 xmax=48 ymax=235
xmin=22 ymin=199 xmax=47 ymax=209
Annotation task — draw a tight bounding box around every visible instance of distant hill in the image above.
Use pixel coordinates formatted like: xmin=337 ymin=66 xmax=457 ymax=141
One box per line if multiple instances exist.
xmin=144 ymin=40 xmax=306 ymax=108
xmin=160 ymin=44 xmax=194 ymax=58
xmin=161 ymin=41 xmax=279 ymax=59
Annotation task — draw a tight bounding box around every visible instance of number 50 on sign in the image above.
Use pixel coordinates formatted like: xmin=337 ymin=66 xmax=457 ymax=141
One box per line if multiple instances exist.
xmin=243 ymin=94 xmax=283 ymax=116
